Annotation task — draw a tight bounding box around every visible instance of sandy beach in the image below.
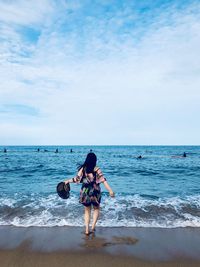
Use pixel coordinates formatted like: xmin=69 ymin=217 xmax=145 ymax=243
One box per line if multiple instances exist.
xmin=0 ymin=226 xmax=200 ymax=267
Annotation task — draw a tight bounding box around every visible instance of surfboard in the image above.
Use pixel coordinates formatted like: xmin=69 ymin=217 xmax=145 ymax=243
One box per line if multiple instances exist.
xmin=57 ymin=182 xmax=70 ymax=199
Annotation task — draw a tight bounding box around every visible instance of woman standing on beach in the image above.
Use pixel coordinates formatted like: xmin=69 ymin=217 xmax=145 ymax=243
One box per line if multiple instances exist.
xmin=64 ymin=152 xmax=114 ymax=235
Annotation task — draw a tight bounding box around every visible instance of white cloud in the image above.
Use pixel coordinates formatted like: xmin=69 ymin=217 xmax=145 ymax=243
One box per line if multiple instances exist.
xmin=0 ymin=1 xmax=200 ymax=144
xmin=0 ymin=0 xmax=54 ymax=26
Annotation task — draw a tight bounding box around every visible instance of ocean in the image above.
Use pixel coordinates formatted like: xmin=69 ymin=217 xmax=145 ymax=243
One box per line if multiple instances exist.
xmin=0 ymin=146 xmax=200 ymax=228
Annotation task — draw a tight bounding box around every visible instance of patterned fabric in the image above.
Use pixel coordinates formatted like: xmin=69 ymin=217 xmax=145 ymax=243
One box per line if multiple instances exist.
xmin=74 ymin=166 xmax=106 ymax=207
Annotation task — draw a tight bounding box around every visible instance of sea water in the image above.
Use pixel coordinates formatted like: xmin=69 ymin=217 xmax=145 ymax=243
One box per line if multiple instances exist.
xmin=0 ymin=146 xmax=200 ymax=228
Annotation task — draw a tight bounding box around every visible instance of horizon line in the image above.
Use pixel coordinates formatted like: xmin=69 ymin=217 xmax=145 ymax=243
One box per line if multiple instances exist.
xmin=1 ymin=144 xmax=200 ymax=147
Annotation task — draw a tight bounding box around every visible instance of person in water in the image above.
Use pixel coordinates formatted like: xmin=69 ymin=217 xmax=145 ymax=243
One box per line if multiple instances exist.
xmin=64 ymin=152 xmax=114 ymax=235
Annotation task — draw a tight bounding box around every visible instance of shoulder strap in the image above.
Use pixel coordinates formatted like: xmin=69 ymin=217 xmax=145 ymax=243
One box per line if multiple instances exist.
xmin=79 ymin=167 xmax=85 ymax=183
xmin=93 ymin=166 xmax=99 ymax=182
xmin=82 ymin=167 xmax=85 ymax=178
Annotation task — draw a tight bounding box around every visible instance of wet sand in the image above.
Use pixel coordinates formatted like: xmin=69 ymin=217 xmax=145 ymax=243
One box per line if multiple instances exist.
xmin=0 ymin=226 xmax=200 ymax=267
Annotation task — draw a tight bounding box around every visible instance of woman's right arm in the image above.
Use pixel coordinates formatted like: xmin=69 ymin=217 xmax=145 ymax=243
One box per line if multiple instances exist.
xmin=96 ymin=167 xmax=115 ymax=197
xmin=103 ymin=181 xmax=115 ymax=197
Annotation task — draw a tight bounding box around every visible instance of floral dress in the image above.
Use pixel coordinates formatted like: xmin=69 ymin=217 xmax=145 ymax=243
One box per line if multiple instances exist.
xmin=74 ymin=166 xmax=106 ymax=207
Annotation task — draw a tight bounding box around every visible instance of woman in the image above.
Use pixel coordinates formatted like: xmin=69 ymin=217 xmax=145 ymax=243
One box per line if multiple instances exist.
xmin=64 ymin=152 xmax=114 ymax=235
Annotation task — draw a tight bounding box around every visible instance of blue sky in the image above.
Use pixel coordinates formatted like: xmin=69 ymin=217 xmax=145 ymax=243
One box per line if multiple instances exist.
xmin=0 ymin=0 xmax=200 ymax=145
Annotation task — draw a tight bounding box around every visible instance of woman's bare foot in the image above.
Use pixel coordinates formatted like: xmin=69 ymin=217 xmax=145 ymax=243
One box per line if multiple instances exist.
xmin=85 ymin=227 xmax=90 ymax=235
xmin=85 ymin=231 xmax=90 ymax=235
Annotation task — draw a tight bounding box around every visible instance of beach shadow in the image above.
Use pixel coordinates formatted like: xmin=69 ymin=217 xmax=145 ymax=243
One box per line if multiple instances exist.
xmin=112 ymin=236 xmax=138 ymax=245
xmin=82 ymin=234 xmax=138 ymax=249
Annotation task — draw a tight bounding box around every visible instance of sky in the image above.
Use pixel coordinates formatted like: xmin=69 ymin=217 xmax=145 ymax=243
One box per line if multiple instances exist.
xmin=0 ymin=0 xmax=200 ymax=145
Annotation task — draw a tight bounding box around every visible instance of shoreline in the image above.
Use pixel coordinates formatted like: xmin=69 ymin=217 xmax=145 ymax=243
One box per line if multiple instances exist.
xmin=0 ymin=226 xmax=200 ymax=267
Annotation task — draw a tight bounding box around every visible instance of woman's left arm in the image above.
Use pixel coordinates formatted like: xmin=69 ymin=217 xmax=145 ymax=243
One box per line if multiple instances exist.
xmin=64 ymin=168 xmax=83 ymax=184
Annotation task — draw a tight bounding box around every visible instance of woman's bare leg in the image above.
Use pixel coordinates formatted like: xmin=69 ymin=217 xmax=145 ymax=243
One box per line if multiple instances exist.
xmin=84 ymin=206 xmax=91 ymax=234
xmin=91 ymin=206 xmax=100 ymax=231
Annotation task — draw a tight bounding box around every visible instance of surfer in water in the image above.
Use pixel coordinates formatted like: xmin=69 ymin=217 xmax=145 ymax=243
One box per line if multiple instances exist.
xmin=64 ymin=152 xmax=115 ymax=235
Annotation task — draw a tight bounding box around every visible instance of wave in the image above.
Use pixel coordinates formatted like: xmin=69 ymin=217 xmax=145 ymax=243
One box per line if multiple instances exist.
xmin=0 ymin=193 xmax=200 ymax=228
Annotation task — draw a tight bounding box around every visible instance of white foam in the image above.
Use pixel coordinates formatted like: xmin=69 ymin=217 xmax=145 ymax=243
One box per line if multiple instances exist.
xmin=0 ymin=198 xmax=16 ymax=207
xmin=1 ymin=193 xmax=200 ymax=228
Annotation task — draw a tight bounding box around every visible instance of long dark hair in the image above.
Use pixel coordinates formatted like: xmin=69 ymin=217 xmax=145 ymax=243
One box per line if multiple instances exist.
xmin=78 ymin=153 xmax=97 ymax=173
